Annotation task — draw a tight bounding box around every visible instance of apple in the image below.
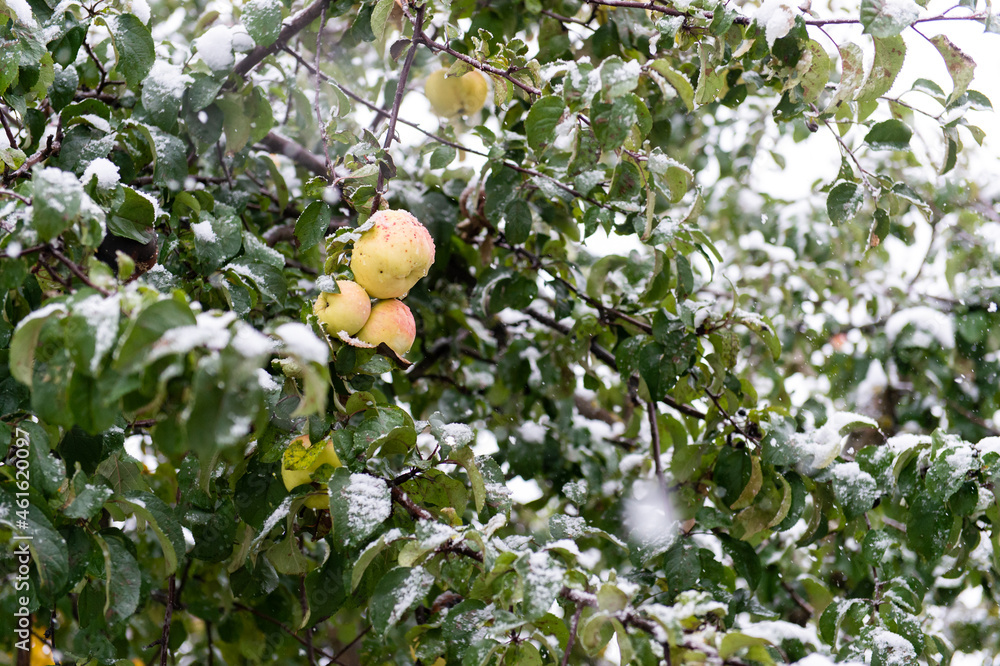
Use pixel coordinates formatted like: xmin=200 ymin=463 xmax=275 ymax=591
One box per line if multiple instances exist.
xmin=281 ymin=435 xmax=343 ymax=509
xmin=425 ymin=69 xmax=488 ymax=118
xmin=350 ymin=209 xmax=435 ymax=299
xmin=313 ymin=280 xmax=372 ymax=335
xmin=355 ymin=299 xmax=416 ymax=356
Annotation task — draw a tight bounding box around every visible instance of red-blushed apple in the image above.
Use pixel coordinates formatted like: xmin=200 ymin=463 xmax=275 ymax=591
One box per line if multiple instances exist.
xmin=355 ymin=299 xmax=416 ymax=356
xmin=281 ymin=435 xmax=343 ymax=510
xmin=350 ymin=210 xmax=435 ymax=299
xmin=313 ymin=280 xmax=372 ymax=335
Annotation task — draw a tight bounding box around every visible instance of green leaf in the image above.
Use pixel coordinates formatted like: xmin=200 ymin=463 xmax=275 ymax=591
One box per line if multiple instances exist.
xmin=906 ymin=491 xmax=954 ymax=561
xmin=518 ymin=551 xmax=565 ymax=619
xmin=351 ymin=529 xmax=411 ymax=591
xmin=930 ymin=35 xmax=976 ymax=104
xmin=108 ymin=14 xmax=155 ymax=89
xmin=452 ymin=446 xmax=486 ymax=513
xmin=0 ymin=485 xmax=69 ymax=599
xmin=330 ymin=468 xmax=392 ymax=547
xmin=369 ymin=566 xmax=434 ymax=633
xmin=798 ymin=40 xmax=832 ymax=104
xmin=65 ymin=477 xmax=113 ymax=520
xmin=649 ymin=59 xmax=694 ymax=112
xmin=242 ymin=0 xmax=282 ymax=47
xmin=856 ymin=35 xmax=905 ymax=104
xmin=113 ymin=491 xmax=186 ymax=575
xmin=10 ymin=302 xmax=67 ymax=386
xmin=96 ymin=450 xmax=148 ymax=494
xmin=864 ymin=119 xmax=912 ymax=150
xmin=96 ymin=531 xmax=142 ymax=624
xmin=600 ymin=56 xmax=640 ymax=99
xmin=828 ymin=44 xmax=864 ymax=112
xmin=429 ymin=144 xmax=456 ymax=168
xmin=860 ymin=0 xmax=919 ymax=36
xmin=506 ymin=642 xmax=543 ymax=666
xmin=0 ymin=38 xmax=21 ymax=94
xmin=829 ymin=462 xmax=879 ymax=520
xmin=827 ymin=181 xmax=864 ymax=224
xmin=591 ymin=94 xmax=638 ymax=151
xmin=524 ymin=95 xmax=565 ymax=152
xmin=504 ymin=199 xmax=532 ymax=245
xmin=295 ymin=201 xmax=332 ymax=251
xmin=32 ymin=167 xmax=84 ymax=241
xmin=586 ymin=255 xmax=627 ymax=301
xmin=719 ymin=534 xmax=762 ymax=590
xmin=370 ymin=0 xmax=394 ymax=42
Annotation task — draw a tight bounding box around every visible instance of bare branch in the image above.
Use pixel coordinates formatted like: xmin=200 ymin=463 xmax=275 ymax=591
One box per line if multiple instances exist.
xmin=372 ymin=4 xmax=425 ymax=213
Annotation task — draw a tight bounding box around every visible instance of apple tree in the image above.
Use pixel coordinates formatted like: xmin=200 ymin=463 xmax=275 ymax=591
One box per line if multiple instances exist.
xmin=2 ymin=0 xmax=1000 ymax=664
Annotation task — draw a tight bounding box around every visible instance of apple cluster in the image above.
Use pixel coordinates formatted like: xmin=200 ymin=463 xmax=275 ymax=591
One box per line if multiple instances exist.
xmin=424 ymin=68 xmax=488 ymax=119
xmin=312 ymin=209 xmax=436 ymax=356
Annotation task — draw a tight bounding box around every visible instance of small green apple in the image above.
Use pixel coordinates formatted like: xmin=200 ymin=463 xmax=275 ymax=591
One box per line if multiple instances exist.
xmin=425 ymin=68 xmax=488 ymax=118
xmin=313 ymin=279 xmax=372 ymax=335
xmin=281 ymin=435 xmax=343 ymax=509
xmin=350 ymin=210 xmax=435 ymax=299
xmin=356 ymin=299 xmax=416 ymax=356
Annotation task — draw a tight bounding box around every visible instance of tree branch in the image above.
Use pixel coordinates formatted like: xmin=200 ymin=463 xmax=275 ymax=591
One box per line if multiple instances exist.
xmin=413 ymin=31 xmax=542 ymax=97
xmin=233 ymin=0 xmax=332 ymax=80
xmin=2 ymin=133 xmax=61 ymax=186
xmin=372 ymin=4 xmax=425 ymax=213
xmin=158 ymin=575 xmax=175 ymax=666
xmin=648 ymin=401 xmax=667 ymax=493
xmin=525 ymin=307 xmax=706 ymax=419
xmin=0 ymin=188 xmax=31 ymax=205
xmin=233 ymin=602 xmax=342 ymax=664
xmin=561 ymin=603 xmax=584 ymax=666
xmin=46 ymin=246 xmax=112 ymax=296
xmin=313 ymin=3 xmax=333 ymax=181
xmin=257 ymin=132 xmax=331 ymax=177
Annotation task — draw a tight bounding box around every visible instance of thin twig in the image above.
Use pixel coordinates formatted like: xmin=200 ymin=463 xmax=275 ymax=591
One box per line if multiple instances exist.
xmin=47 ymin=246 xmax=112 ymax=296
xmin=780 ymin=580 xmax=814 ymax=617
xmin=524 ymin=307 xmax=706 ymax=420
xmin=0 ymin=108 xmax=16 ymax=146
xmin=331 ymin=625 xmax=372 ymax=662
xmin=233 ymin=603 xmax=341 ymax=663
xmin=372 ymin=4 xmax=425 ymax=213
xmin=823 ymin=118 xmax=876 ymax=192
xmin=648 ymin=401 xmax=667 ymax=494
xmin=391 ymin=484 xmax=433 ymax=520
xmin=206 ymin=621 xmax=214 ymax=666
xmin=704 ymin=389 xmax=754 ymax=441
xmin=0 ymin=188 xmax=31 ymax=205
xmin=300 ymin=577 xmax=316 ymax=665
xmin=542 ymin=8 xmax=594 ymax=27
xmin=413 ymin=30 xmax=542 ymax=96
xmin=313 ymin=3 xmax=334 ymax=181
xmin=561 ymin=604 xmax=584 ymax=666
xmin=159 ymin=575 xmax=175 ymax=666
xmin=587 ymin=0 xmax=985 ymax=28
xmin=83 ymin=41 xmax=108 ymax=91
xmin=2 ymin=133 xmax=61 ymax=186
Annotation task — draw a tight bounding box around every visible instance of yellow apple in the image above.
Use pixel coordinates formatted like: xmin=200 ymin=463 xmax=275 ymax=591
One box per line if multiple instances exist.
xmin=355 ymin=299 xmax=416 ymax=356
xmin=350 ymin=210 xmax=435 ymax=299
xmin=425 ymin=69 xmax=488 ymax=118
xmin=313 ymin=280 xmax=372 ymax=335
xmin=281 ymin=435 xmax=343 ymax=509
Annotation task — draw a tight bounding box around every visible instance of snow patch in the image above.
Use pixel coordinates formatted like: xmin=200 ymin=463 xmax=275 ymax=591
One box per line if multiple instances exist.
xmin=82 ymin=158 xmax=121 ymax=189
